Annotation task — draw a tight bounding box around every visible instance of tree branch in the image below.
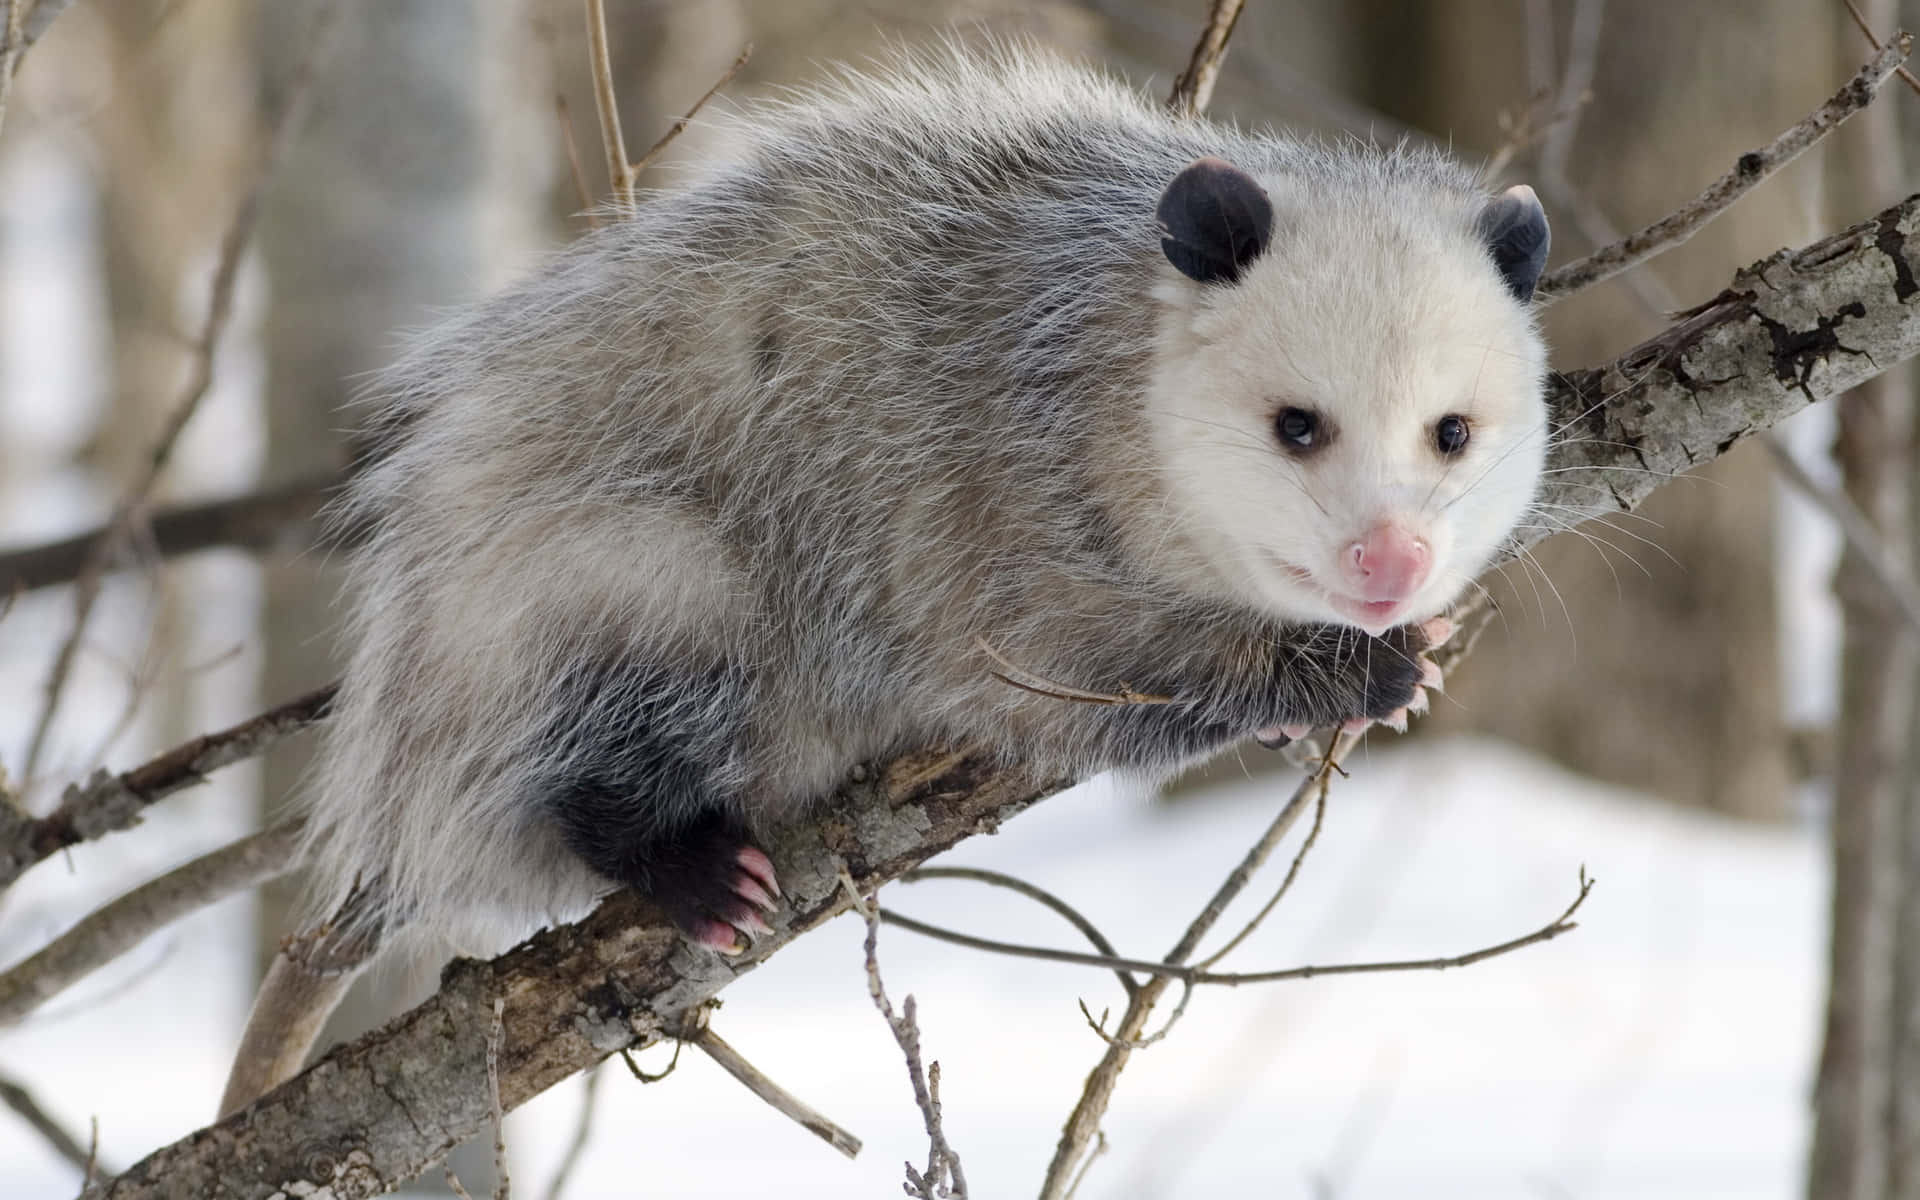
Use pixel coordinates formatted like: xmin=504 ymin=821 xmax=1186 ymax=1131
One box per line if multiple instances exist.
xmin=1165 ymin=0 xmax=1246 ymax=116
xmin=0 ymin=686 xmax=334 ymax=892
xmin=0 ymin=474 xmax=342 ymax=596
xmin=71 ymin=189 xmax=1920 ymax=1200
xmin=0 ymin=819 xmax=304 ymax=1026
xmin=1535 ymin=34 xmax=1911 ymax=302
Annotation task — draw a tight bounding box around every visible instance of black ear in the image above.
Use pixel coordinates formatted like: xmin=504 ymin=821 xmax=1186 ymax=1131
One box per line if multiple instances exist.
xmin=1477 ymin=184 xmax=1550 ymax=302
xmin=1157 ymin=157 xmax=1274 ymax=285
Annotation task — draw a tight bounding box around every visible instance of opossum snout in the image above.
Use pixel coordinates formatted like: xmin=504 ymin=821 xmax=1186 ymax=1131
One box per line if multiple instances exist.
xmin=1341 ymin=522 xmax=1431 ymax=603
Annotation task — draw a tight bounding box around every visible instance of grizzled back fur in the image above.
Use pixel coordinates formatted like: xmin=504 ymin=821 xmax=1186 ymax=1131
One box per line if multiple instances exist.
xmin=302 ymin=46 xmax=1545 ymax=952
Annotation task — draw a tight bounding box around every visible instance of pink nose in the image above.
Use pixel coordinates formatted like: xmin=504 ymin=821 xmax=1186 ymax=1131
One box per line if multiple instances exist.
xmin=1342 ymin=523 xmax=1431 ymax=603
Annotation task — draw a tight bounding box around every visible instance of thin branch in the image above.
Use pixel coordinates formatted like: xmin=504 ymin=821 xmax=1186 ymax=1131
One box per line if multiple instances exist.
xmin=845 ymin=874 xmax=968 ymax=1200
xmin=20 ymin=0 xmax=343 ymax=784
xmin=1195 ymin=770 xmax=1334 ymax=969
xmin=878 ymin=870 xmax=1590 ymax=988
xmin=538 ymin=1065 xmax=602 ymax=1200
xmin=1165 ymin=0 xmax=1247 ymax=116
xmin=1038 ymin=738 xmax=1345 ymax=1199
xmin=582 ymin=0 xmax=632 ymax=206
xmin=0 ymin=685 xmax=334 ymax=892
xmin=691 ymin=1026 xmax=863 ymax=1160
xmin=486 ymin=997 xmax=511 ymax=1200
xmin=553 ymin=92 xmax=598 ymax=229
xmin=901 ymin=865 xmax=1137 ymax=996
xmin=0 ymin=818 xmax=304 ymax=1026
xmin=630 ymin=44 xmax=751 ymax=177
xmin=0 ymin=1068 xmax=117 ymax=1178
xmin=1536 ymin=33 xmax=1911 ymax=302
xmin=1843 ymin=0 xmax=1920 ymax=96
xmin=0 ymin=0 xmax=25 ymax=139
xmin=1537 ymin=0 xmax=1606 ymax=184
xmin=1764 ymin=434 xmax=1920 ymax=635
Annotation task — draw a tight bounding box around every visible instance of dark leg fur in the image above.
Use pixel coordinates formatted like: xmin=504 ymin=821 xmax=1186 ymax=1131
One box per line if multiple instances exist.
xmin=1091 ymin=621 xmax=1430 ymax=770
xmin=540 ymin=655 xmax=778 ymax=953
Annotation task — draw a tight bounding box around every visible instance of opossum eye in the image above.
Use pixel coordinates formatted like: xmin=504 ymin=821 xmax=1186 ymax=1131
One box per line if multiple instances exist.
xmin=1275 ymin=407 xmax=1320 ymax=451
xmin=1434 ymin=414 xmax=1471 ymax=456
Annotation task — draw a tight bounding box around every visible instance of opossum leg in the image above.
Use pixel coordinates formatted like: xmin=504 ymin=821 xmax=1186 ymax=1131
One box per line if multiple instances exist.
xmin=543 ymin=655 xmax=779 ymax=954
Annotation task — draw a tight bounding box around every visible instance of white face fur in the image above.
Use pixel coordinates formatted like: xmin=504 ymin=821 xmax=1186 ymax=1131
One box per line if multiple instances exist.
xmin=1144 ymin=165 xmax=1549 ymax=636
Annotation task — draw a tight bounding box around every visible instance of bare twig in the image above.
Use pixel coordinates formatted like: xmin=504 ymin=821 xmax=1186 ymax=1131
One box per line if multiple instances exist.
xmin=844 ymin=874 xmax=967 ymax=1200
xmin=21 ymin=0 xmax=343 ymax=784
xmin=630 ymin=44 xmax=751 ymax=177
xmin=1165 ymin=0 xmax=1246 ymax=116
xmin=1538 ymin=0 xmax=1606 ymax=184
xmin=444 ymin=1168 xmax=478 ymax=1200
xmin=0 ymin=685 xmax=335 ymax=891
xmin=487 ymin=997 xmax=511 ymax=1200
xmin=1536 ymin=34 xmax=1911 ymax=301
xmin=901 ymin=865 xmax=1136 ymax=996
xmin=553 ymin=92 xmax=598 ymax=229
xmin=1037 ymin=740 xmax=1341 ymax=1199
xmin=0 ymin=819 xmax=303 ymax=1026
xmin=1060 ymin=1130 xmax=1109 ymax=1200
xmin=0 ymin=0 xmax=25 ymax=139
xmin=1764 ymin=434 xmax=1920 ymax=635
xmin=539 ymin=1065 xmax=602 ymax=1200
xmin=976 ymin=637 xmax=1172 ymax=707
xmin=1843 ymin=0 xmax=1920 ymax=96
xmin=1196 ymin=773 xmax=1333 ymax=969
xmin=692 ymin=1026 xmax=862 ymax=1159
xmin=582 ymin=0 xmax=632 ymax=205
xmin=880 ymin=870 xmax=1591 ymax=987
xmin=0 ymin=1068 xmax=117 ymax=1178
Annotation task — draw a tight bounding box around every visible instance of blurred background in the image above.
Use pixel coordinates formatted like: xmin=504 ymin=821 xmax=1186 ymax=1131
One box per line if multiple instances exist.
xmin=0 ymin=1 xmax=1913 ymax=1197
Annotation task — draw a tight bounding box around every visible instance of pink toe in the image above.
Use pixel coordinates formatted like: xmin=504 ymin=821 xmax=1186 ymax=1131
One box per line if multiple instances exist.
xmin=1281 ymin=722 xmax=1311 ymax=740
xmin=736 ymin=847 xmax=780 ymax=898
xmin=1421 ymin=617 xmax=1456 ymax=647
xmin=694 ymin=919 xmax=745 ymax=955
xmin=1419 ymin=660 xmax=1444 ymax=690
xmin=1341 ymin=717 xmax=1372 ymax=735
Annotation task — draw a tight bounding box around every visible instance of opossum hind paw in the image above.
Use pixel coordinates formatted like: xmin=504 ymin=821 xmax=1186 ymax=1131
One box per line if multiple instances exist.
xmin=640 ymin=818 xmax=783 ymax=956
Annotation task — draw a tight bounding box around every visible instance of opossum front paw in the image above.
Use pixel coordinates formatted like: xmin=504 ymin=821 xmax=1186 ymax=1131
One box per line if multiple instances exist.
xmin=1339 ymin=616 xmax=1450 ymax=736
xmin=640 ymin=816 xmax=782 ymax=956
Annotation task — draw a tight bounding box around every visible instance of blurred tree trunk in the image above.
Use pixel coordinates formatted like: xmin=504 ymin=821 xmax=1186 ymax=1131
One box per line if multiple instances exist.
xmin=92 ymin=1 xmax=255 ymax=752
xmin=1816 ymin=5 xmax=1920 ymax=1198
xmin=254 ymin=0 xmax=491 ymax=1189
xmin=1376 ymin=0 xmax=1837 ymax=822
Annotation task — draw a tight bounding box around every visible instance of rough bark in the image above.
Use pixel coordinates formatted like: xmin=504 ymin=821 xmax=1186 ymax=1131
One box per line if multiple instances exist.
xmin=77 ymin=191 xmax=1920 ymax=1200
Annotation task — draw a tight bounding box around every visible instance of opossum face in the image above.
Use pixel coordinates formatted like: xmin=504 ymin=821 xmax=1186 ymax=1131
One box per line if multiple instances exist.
xmin=1146 ymin=159 xmax=1550 ymax=636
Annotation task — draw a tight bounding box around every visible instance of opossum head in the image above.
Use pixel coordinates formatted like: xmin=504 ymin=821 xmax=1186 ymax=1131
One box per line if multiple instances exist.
xmin=1144 ymin=156 xmax=1550 ymax=636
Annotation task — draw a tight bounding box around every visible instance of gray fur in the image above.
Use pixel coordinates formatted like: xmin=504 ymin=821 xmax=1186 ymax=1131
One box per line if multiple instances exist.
xmin=301 ymin=47 xmax=1548 ymax=952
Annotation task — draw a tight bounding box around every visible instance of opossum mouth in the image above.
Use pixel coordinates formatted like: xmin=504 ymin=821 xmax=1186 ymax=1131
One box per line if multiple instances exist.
xmin=1269 ymin=556 xmax=1406 ymax=632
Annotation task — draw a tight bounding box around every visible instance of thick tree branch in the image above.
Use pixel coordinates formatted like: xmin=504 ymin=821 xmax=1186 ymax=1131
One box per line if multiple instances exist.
xmin=76 ymin=193 xmax=1920 ymax=1200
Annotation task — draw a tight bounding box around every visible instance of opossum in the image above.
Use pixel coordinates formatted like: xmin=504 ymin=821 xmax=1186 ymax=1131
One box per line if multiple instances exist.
xmin=297 ymin=48 xmax=1550 ymax=963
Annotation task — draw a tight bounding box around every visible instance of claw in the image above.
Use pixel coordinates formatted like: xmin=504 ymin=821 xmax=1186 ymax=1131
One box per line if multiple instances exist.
xmin=736 ymin=847 xmax=781 ymax=898
xmin=1407 ymin=687 xmax=1431 ymax=718
xmin=730 ymin=907 xmax=774 ymax=937
xmin=734 ymin=873 xmax=779 ymax=913
xmin=1382 ymin=708 xmax=1409 ymax=734
xmin=1419 ymin=659 xmax=1444 ymax=691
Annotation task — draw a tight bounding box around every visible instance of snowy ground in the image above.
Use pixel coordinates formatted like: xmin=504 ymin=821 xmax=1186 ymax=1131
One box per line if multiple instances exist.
xmin=0 ymin=734 xmax=1821 ymax=1200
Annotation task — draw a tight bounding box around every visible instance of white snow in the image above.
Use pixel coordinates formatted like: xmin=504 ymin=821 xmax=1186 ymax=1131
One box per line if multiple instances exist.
xmin=0 ymin=736 xmax=1823 ymax=1200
